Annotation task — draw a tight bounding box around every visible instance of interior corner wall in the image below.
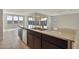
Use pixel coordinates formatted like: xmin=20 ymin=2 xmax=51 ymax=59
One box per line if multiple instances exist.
xmin=3 ymin=13 xmax=7 ymax=30
xmin=0 ymin=9 xmax=3 ymax=40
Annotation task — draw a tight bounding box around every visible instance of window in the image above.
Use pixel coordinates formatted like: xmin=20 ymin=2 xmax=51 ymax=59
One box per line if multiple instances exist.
xmin=7 ymin=16 xmax=12 ymax=20
xmin=41 ymin=18 xmax=47 ymax=29
xmin=7 ymin=16 xmax=13 ymax=24
xmin=19 ymin=16 xmax=24 ymax=25
xmin=28 ymin=17 xmax=47 ymax=29
xmin=6 ymin=15 xmax=24 ymax=28
xmin=40 ymin=18 xmax=47 ymax=26
xmin=13 ymin=16 xmax=18 ymax=24
xmin=19 ymin=16 xmax=23 ymax=21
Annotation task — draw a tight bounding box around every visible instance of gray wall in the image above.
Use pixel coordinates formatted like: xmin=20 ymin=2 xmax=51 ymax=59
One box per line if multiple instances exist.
xmin=0 ymin=9 xmax=3 ymax=40
xmin=49 ymin=13 xmax=79 ymax=30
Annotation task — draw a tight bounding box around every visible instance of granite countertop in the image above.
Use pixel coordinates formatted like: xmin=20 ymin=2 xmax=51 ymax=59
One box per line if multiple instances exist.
xmin=19 ymin=26 xmax=75 ymax=42
xmin=29 ymin=29 xmax=75 ymax=42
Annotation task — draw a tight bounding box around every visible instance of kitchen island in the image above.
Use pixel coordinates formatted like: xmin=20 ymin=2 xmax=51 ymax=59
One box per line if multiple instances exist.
xmin=27 ymin=29 xmax=75 ymax=49
xmin=19 ymin=26 xmax=75 ymax=49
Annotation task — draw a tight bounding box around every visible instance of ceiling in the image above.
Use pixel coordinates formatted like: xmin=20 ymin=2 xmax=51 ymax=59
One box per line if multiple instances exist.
xmin=3 ymin=9 xmax=79 ymax=16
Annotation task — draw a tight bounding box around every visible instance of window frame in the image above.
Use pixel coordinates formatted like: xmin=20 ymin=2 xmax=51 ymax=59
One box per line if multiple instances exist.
xmin=28 ymin=17 xmax=48 ymax=29
xmin=6 ymin=14 xmax=24 ymax=25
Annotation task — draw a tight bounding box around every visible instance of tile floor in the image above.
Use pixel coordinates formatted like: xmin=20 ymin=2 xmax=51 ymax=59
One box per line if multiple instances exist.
xmin=0 ymin=29 xmax=29 ymax=49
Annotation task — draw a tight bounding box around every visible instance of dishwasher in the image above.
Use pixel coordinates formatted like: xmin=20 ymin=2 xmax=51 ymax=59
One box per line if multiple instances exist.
xmin=18 ymin=28 xmax=23 ymax=40
xmin=18 ymin=28 xmax=27 ymax=44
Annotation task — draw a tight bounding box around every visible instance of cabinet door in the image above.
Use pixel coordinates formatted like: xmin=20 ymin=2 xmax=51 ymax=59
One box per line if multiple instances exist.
xmin=27 ymin=30 xmax=41 ymax=49
xmin=27 ymin=30 xmax=34 ymax=48
xmin=33 ymin=32 xmax=41 ymax=49
xmin=42 ymin=39 xmax=60 ymax=49
xmin=42 ymin=34 xmax=68 ymax=49
xmin=34 ymin=36 xmax=41 ymax=49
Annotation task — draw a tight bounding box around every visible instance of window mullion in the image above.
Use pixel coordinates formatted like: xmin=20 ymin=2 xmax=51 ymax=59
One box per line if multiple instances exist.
xmin=12 ymin=15 xmax=14 ymax=24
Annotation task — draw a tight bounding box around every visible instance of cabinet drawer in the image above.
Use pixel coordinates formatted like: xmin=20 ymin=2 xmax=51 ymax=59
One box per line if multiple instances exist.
xmin=42 ymin=39 xmax=60 ymax=49
xmin=42 ymin=34 xmax=68 ymax=49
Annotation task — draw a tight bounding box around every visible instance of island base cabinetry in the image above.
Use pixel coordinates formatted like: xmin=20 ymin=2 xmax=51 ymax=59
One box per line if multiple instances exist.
xmin=27 ymin=29 xmax=72 ymax=49
xmin=41 ymin=34 xmax=68 ymax=49
xmin=42 ymin=39 xmax=60 ymax=49
xmin=27 ymin=30 xmax=41 ymax=49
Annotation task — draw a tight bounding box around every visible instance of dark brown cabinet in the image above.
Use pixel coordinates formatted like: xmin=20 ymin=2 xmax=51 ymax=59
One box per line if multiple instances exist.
xmin=33 ymin=35 xmax=41 ymax=49
xmin=42 ymin=39 xmax=60 ymax=49
xmin=27 ymin=30 xmax=34 ymax=48
xmin=27 ymin=29 xmax=69 ymax=49
xmin=41 ymin=34 xmax=68 ymax=49
xmin=27 ymin=30 xmax=41 ymax=49
xmin=33 ymin=31 xmax=41 ymax=49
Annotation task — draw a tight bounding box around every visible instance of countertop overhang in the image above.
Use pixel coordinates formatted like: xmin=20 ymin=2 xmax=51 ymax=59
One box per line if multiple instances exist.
xmin=28 ymin=29 xmax=75 ymax=42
